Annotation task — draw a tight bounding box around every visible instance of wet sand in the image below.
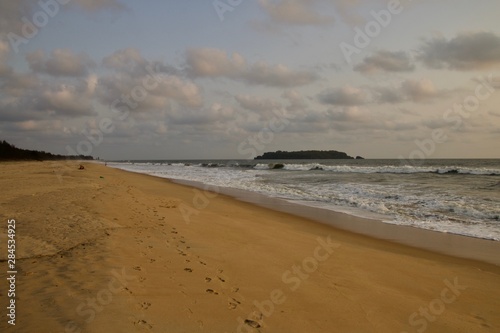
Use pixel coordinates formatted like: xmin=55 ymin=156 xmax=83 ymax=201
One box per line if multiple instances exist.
xmin=0 ymin=161 xmax=499 ymax=333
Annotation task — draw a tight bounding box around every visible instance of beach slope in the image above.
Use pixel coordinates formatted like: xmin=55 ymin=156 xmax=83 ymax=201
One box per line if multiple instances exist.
xmin=0 ymin=161 xmax=499 ymax=333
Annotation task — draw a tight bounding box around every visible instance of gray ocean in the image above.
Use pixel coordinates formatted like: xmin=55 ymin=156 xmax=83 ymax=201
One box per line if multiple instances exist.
xmin=110 ymin=159 xmax=500 ymax=241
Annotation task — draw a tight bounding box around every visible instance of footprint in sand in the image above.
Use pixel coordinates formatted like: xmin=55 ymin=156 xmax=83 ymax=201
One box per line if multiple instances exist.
xmin=206 ymin=289 xmax=219 ymax=295
xmin=123 ymin=287 xmax=134 ymax=295
xmin=205 ymin=277 xmax=212 ymax=282
xmin=184 ymin=268 xmax=193 ymax=272
xmin=134 ymin=319 xmax=153 ymax=329
xmin=133 ymin=266 xmax=142 ymax=271
xmin=228 ymin=297 xmax=241 ymax=310
xmin=140 ymin=302 xmax=151 ymax=310
xmin=244 ymin=319 xmax=261 ymax=329
xmin=218 ymin=276 xmax=226 ymax=283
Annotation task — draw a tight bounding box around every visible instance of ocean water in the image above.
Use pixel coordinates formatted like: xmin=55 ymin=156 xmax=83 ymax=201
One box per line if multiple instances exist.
xmin=109 ymin=159 xmax=500 ymax=241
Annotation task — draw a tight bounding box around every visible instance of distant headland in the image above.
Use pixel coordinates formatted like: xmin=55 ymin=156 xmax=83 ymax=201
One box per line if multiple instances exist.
xmin=254 ymin=150 xmax=364 ymax=160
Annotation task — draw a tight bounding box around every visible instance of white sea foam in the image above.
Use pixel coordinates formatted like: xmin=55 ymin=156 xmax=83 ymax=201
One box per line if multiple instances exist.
xmin=109 ymin=161 xmax=500 ymax=241
xmin=251 ymin=163 xmax=500 ymax=175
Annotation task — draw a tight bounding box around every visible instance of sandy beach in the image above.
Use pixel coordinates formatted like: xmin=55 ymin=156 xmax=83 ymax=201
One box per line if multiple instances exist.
xmin=1 ymin=161 xmax=499 ymax=333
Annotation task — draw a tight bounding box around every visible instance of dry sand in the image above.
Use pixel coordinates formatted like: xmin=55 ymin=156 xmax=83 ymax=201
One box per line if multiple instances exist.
xmin=0 ymin=161 xmax=499 ymax=333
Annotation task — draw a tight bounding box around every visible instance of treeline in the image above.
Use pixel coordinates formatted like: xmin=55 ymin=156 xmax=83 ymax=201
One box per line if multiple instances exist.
xmin=0 ymin=140 xmax=93 ymax=161
xmin=255 ymin=150 xmax=357 ymax=160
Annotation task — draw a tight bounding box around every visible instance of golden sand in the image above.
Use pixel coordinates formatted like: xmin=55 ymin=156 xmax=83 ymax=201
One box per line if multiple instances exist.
xmin=0 ymin=161 xmax=499 ymax=333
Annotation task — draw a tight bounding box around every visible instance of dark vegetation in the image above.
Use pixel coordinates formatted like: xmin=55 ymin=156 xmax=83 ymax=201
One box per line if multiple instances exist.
xmin=0 ymin=140 xmax=93 ymax=161
xmin=255 ymin=150 xmax=361 ymax=160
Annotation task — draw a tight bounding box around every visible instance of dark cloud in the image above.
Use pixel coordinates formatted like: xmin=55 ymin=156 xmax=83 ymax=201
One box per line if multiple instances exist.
xmin=167 ymin=103 xmax=235 ymax=125
xmin=418 ymin=32 xmax=500 ymax=70
xmin=235 ymin=95 xmax=281 ymax=112
xmin=374 ymin=79 xmax=447 ymax=104
xmin=400 ymin=79 xmax=443 ymax=102
xmin=103 ymin=48 xmax=148 ymax=72
xmin=0 ymin=75 xmax=95 ymax=123
xmin=354 ymin=51 xmax=415 ymax=73
xmin=0 ymin=40 xmax=12 ymax=77
xmin=72 ymin=0 xmax=125 ymax=12
xmin=318 ymin=86 xmax=369 ymax=106
xmin=0 ymin=0 xmax=125 ymax=36
xmin=0 ymin=72 xmax=40 ymax=96
xmin=0 ymin=1 xmax=36 ymax=35
xmin=320 ymin=79 xmax=447 ymax=106
xmin=26 ymin=49 xmax=93 ymax=77
xmin=373 ymin=86 xmax=405 ymax=104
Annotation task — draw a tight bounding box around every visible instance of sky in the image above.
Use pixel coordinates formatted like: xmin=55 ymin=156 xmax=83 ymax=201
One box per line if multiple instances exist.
xmin=0 ymin=0 xmax=499 ymax=160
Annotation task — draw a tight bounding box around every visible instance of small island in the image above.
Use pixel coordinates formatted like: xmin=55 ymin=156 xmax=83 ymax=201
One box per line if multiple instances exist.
xmin=255 ymin=150 xmax=362 ymax=160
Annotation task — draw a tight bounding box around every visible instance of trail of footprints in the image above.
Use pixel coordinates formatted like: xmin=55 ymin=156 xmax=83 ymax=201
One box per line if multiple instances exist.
xmin=124 ymin=189 xmax=245 ymax=330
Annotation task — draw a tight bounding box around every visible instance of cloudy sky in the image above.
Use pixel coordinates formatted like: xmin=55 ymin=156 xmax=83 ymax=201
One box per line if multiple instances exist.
xmin=1 ymin=0 xmax=499 ymax=160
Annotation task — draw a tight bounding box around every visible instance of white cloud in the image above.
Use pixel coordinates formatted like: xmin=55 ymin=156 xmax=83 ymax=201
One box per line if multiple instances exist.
xmin=186 ymin=47 xmax=317 ymax=87
xmin=167 ymin=103 xmax=235 ymax=125
xmin=282 ymin=89 xmax=307 ymax=112
xmin=258 ymin=0 xmax=335 ymax=26
xmin=186 ymin=48 xmax=246 ymax=77
xmin=37 ymin=83 xmax=95 ymax=116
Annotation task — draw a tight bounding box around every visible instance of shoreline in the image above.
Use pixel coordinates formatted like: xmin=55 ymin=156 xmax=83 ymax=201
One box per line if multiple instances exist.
xmin=119 ymin=170 xmax=500 ymax=266
xmin=109 ymin=159 xmax=500 ymax=244
xmin=1 ymin=161 xmax=499 ymax=332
